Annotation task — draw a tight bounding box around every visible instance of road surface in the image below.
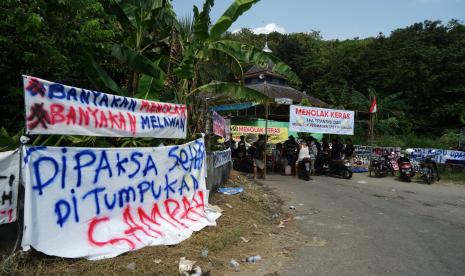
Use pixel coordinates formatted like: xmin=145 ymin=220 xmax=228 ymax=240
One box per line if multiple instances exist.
xmin=260 ymin=173 xmax=465 ymax=276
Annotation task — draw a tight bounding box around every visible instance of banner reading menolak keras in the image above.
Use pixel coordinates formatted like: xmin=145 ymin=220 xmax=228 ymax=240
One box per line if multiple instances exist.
xmin=21 ymin=138 xmax=221 ymax=260
xmin=289 ymin=105 xmax=354 ymax=135
xmin=23 ymin=76 xmax=187 ymax=138
xmin=0 ymin=150 xmax=20 ymax=224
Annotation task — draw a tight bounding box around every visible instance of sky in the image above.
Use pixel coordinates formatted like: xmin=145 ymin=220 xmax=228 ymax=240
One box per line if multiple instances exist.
xmin=172 ymin=0 xmax=465 ymax=40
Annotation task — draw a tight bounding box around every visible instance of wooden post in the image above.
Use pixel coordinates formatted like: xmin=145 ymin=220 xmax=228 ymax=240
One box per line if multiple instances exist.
xmin=264 ymin=101 xmax=269 ymax=180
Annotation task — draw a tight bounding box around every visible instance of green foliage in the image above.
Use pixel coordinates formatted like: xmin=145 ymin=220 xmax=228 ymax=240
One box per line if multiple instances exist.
xmin=229 ymin=20 xmax=465 ymax=147
xmin=209 ymin=0 xmax=259 ymax=40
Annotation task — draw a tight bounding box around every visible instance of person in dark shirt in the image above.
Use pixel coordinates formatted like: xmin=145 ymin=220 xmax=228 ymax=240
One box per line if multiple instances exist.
xmin=236 ymin=136 xmax=247 ymax=158
xmin=283 ymin=135 xmax=298 ymax=175
xmin=330 ymin=138 xmax=343 ymax=160
xmin=343 ymin=138 xmax=355 ymax=160
xmin=322 ymin=137 xmax=330 ymax=153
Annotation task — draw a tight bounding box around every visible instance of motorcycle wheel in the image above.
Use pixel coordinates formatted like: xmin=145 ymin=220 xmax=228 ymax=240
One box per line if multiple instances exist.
xmin=341 ymin=168 xmax=353 ymax=179
xmin=374 ymin=168 xmax=382 ymax=178
xmin=424 ymin=167 xmax=434 ymax=184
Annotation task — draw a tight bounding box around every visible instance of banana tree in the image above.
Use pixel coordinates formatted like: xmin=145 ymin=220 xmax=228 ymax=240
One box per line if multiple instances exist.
xmin=168 ymin=0 xmax=302 ymax=137
xmin=87 ymin=0 xmax=176 ymax=98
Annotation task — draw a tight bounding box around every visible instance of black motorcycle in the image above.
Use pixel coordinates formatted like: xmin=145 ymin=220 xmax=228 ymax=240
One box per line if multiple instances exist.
xmin=370 ymin=154 xmax=395 ymax=178
xmin=315 ymin=153 xmax=352 ymax=179
xmin=418 ymin=155 xmax=440 ymax=184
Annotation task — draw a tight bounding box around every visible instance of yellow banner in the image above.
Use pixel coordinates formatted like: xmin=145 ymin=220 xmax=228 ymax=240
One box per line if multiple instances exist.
xmin=231 ymin=125 xmax=288 ymax=144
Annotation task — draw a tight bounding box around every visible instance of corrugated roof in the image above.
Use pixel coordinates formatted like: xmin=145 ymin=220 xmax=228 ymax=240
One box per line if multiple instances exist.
xmin=246 ymin=83 xmax=327 ymax=107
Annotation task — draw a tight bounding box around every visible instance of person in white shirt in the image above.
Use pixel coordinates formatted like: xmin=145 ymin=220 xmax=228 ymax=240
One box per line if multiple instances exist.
xmin=307 ymin=137 xmax=318 ymax=175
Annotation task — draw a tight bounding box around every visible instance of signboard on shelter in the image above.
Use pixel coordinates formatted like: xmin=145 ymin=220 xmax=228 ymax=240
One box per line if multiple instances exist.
xmin=231 ymin=125 xmax=288 ymax=144
xmin=289 ymin=105 xmax=354 ymax=135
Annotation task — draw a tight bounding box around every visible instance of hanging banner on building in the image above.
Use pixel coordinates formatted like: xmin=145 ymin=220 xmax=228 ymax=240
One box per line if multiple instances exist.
xmin=23 ymin=76 xmax=187 ymax=138
xmin=213 ymin=148 xmax=231 ymax=168
xmin=212 ymin=111 xmax=225 ymax=138
xmin=0 ymin=150 xmax=20 ymax=224
xmin=231 ymin=125 xmax=288 ymax=144
xmin=289 ymin=105 xmax=354 ymax=135
xmin=224 ymin=119 xmax=231 ymax=141
xmin=21 ymin=138 xmax=221 ymax=260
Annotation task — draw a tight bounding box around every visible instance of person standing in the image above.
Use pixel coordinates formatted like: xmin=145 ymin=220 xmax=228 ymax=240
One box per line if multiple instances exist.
xmin=322 ymin=137 xmax=330 ymax=153
xmin=330 ymin=138 xmax=343 ymax=160
xmin=236 ymin=136 xmax=247 ymax=158
xmin=343 ymin=138 xmax=355 ymax=160
xmin=283 ymin=135 xmax=298 ymax=175
xmin=253 ymin=135 xmax=266 ymax=179
xmin=308 ymin=137 xmax=318 ymax=175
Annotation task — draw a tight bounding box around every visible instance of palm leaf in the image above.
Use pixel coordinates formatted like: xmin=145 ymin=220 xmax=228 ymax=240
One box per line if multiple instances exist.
xmin=111 ymin=44 xmax=165 ymax=81
xmin=210 ymin=0 xmax=260 ymax=39
xmin=83 ymin=51 xmax=125 ymax=95
xmin=192 ymin=0 xmax=214 ymax=40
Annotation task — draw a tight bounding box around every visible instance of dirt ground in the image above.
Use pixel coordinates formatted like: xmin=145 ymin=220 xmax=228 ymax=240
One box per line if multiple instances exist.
xmin=0 ymin=171 xmax=299 ymax=275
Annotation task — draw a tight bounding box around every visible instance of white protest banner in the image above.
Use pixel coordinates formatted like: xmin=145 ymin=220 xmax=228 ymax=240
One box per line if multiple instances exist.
xmin=213 ymin=149 xmax=231 ymax=168
xmin=289 ymin=105 xmax=354 ymax=135
xmin=0 ymin=150 xmax=20 ymax=224
xmin=23 ymin=75 xmax=187 ymax=138
xmin=21 ymin=138 xmax=221 ymax=260
xmin=411 ymin=148 xmax=465 ymax=165
xmin=212 ymin=111 xmax=225 ymax=138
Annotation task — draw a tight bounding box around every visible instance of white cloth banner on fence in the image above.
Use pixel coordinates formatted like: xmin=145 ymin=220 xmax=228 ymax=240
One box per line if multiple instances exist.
xmin=23 ymin=75 xmax=187 ymax=138
xmin=21 ymin=138 xmax=221 ymax=260
xmin=289 ymin=105 xmax=354 ymax=135
xmin=212 ymin=111 xmax=225 ymax=138
xmin=0 ymin=150 xmax=20 ymax=224
xmin=411 ymin=148 xmax=465 ymax=165
xmin=213 ymin=148 xmax=231 ymax=168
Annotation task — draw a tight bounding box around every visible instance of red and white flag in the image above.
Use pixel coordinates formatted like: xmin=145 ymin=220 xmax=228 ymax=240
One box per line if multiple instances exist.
xmin=369 ymin=97 xmax=377 ymax=113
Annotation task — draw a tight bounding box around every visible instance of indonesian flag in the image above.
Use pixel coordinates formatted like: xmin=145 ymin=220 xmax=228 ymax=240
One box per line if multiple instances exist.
xmin=369 ymin=97 xmax=377 ymax=113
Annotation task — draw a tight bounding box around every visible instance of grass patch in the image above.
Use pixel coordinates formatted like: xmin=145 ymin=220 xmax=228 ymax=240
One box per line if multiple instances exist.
xmin=439 ymin=170 xmax=465 ymax=184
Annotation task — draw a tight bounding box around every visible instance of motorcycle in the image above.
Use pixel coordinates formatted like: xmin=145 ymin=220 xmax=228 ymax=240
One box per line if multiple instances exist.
xmin=418 ymin=155 xmax=440 ymax=184
xmin=370 ymin=154 xmax=395 ymax=178
xmin=297 ymin=158 xmax=312 ymax=181
xmin=315 ymin=153 xmax=352 ymax=179
xmin=397 ymin=155 xmax=415 ymax=182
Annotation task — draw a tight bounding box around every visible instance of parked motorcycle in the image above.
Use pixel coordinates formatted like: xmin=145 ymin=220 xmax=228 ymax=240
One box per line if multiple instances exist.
xmin=297 ymin=158 xmax=312 ymax=181
xmin=315 ymin=153 xmax=352 ymax=179
xmin=397 ymin=155 xmax=415 ymax=182
xmin=370 ymin=154 xmax=395 ymax=178
xmin=418 ymin=155 xmax=440 ymax=184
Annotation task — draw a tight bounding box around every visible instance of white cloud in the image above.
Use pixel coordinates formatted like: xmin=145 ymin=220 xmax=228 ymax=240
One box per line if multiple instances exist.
xmin=252 ymin=23 xmax=286 ymax=34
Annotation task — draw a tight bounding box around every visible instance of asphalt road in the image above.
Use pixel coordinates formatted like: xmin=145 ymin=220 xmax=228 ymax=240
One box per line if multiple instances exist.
xmin=261 ymin=173 xmax=465 ymax=276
